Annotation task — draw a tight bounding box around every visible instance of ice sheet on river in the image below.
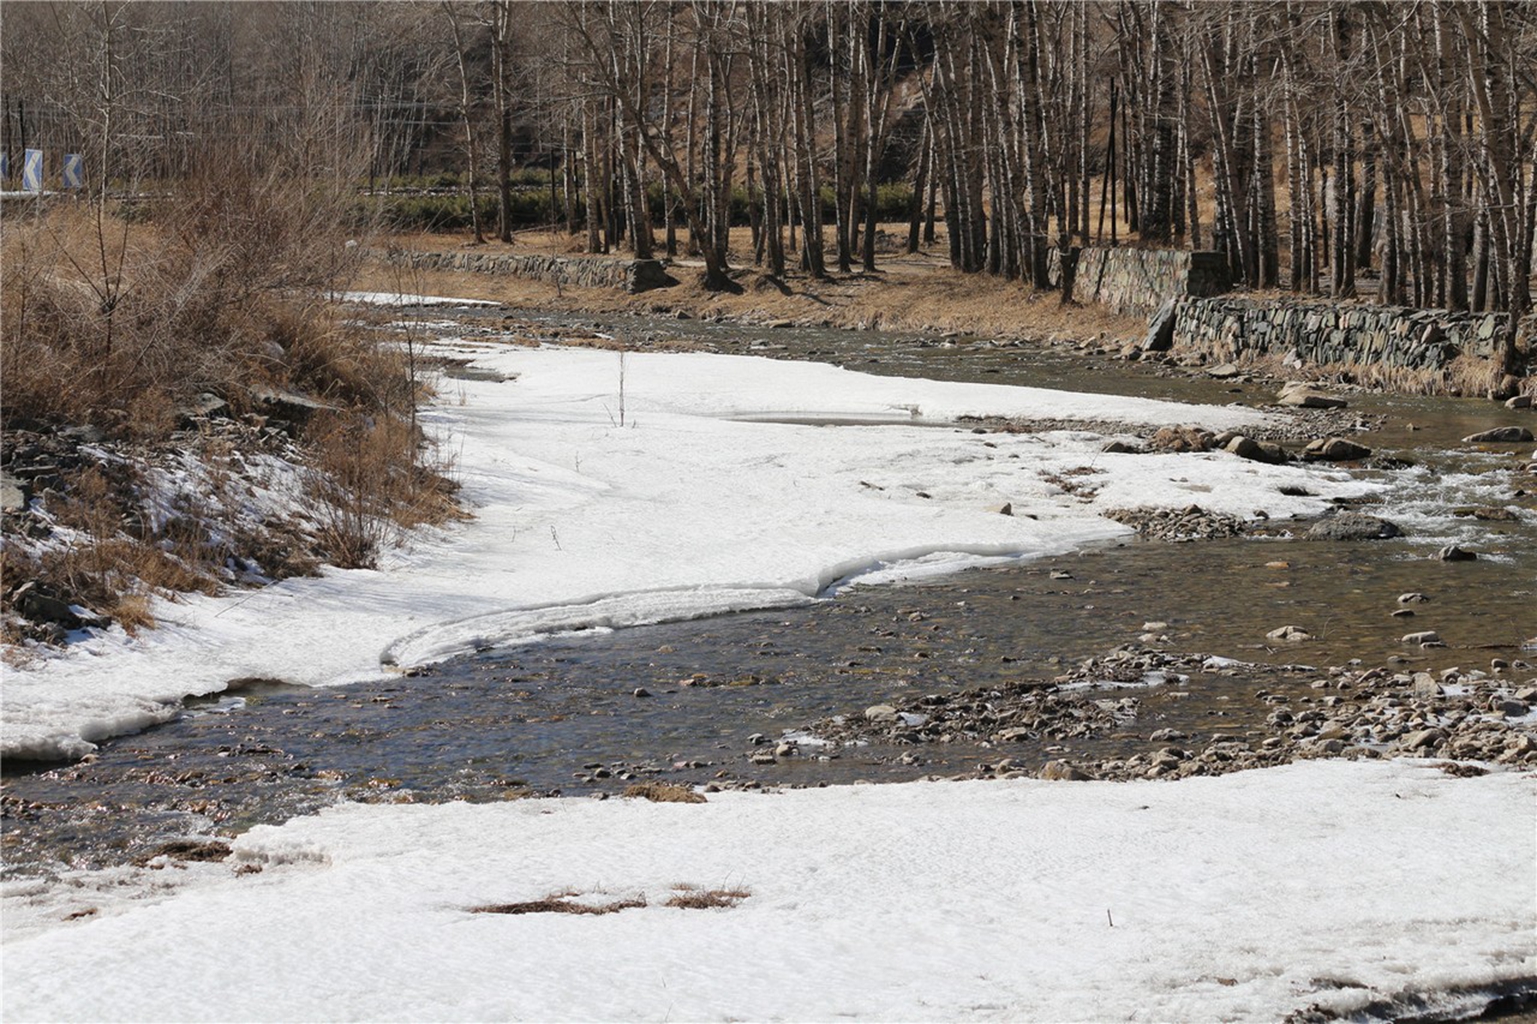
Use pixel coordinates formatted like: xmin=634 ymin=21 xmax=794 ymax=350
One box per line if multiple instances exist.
xmin=4 ymin=759 xmax=1532 ymax=1021
xmin=2 ymin=345 xmax=1381 ymax=760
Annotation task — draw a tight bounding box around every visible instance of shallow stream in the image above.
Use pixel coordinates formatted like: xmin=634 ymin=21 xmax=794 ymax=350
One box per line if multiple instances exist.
xmin=4 ymin=308 xmax=1534 ymax=875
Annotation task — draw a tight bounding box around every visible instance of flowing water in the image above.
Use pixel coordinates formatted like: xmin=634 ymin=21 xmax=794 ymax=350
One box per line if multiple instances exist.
xmin=4 ymin=308 xmax=1534 ymax=875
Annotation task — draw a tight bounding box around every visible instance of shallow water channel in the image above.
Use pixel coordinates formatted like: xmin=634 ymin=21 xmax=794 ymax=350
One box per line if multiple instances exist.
xmin=4 ymin=310 xmax=1535 ymax=875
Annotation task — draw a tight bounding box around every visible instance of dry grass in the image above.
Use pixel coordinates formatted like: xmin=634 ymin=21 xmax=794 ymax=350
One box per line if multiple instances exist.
xmin=470 ymin=885 xmax=749 ymax=916
xmin=471 ymin=893 xmax=647 ymax=916
xmin=2 ymin=155 xmax=462 ymax=641
xmin=351 ymin=224 xmax=1150 ymax=346
xmin=663 ymin=886 xmax=750 ymax=910
xmin=622 ymin=782 xmax=708 ymax=804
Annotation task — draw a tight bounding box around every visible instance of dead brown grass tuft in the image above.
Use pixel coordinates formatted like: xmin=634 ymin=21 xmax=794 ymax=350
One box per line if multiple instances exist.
xmin=664 ymin=887 xmax=750 ymax=910
xmin=622 ymin=782 xmax=708 ymax=804
xmin=471 ymin=894 xmax=648 ymax=916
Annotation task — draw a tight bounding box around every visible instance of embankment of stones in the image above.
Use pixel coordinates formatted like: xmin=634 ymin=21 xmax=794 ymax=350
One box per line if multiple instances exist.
xmin=385 ymin=249 xmax=676 ymax=294
xmin=1169 ymin=297 xmax=1528 ymax=376
xmin=1048 ymin=247 xmax=1232 ymax=317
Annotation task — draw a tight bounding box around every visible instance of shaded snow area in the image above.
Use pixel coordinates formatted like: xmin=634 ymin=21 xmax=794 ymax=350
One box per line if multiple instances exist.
xmin=3 ymin=341 xmax=1380 ymax=760
xmin=4 ymin=760 xmax=1533 ymax=1022
xmin=338 ymin=290 xmax=502 ymax=307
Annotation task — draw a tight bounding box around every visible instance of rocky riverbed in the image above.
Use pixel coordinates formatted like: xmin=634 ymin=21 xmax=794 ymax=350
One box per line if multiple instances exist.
xmin=793 ymin=645 xmax=1537 ymax=785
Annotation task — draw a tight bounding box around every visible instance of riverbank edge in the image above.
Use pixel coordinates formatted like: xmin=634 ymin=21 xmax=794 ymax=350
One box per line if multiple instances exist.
xmin=360 ymin=242 xmax=1537 ymax=401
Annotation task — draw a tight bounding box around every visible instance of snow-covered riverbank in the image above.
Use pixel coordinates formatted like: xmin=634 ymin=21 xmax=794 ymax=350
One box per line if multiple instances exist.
xmin=2 ymin=333 xmax=1376 ymax=761
xmin=5 ymin=312 xmax=1532 ymax=1021
xmin=5 ymin=759 xmax=1533 ymax=1021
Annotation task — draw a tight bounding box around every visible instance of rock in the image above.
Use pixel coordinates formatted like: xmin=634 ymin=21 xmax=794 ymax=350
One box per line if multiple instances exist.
xmin=1101 ymin=440 xmax=1142 ymax=454
xmin=1148 ymin=728 xmax=1188 ymax=742
xmin=1398 ymin=727 xmax=1445 ymax=751
xmin=1149 ymin=426 xmax=1217 ymax=452
xmin=1317 ymin=721 xmax=1348 ymax=742
xmin=0 ymin=470 xmax=28 ymax=513
xmin=1207 ymin=362 xmax=1241 ymax=379
xmin=1401 ymin=631 xmax=1442 ymax=645
xmin=1506 ymin=395 xmax=1533 ymax=410
xmin=996 ymin=502 xmax=1014 ymax=516
xmin=1496 ymin=699 xmax=1529 ymax=718
xmin=1143 ymin=298 xmax=1177 ymax=352
xmin=1038 ymin=760 xmax=1095 ymax=781
xmin=1224 ymin=436 xmax=1286 ymax=464
xmin=1411 ymin=672 xmax=1442 ymax=698
xmin=248 ymin=385 xmax=339 ymax=430
xmin=632 ymin=687 xmax=652 ymax=698
xmin=1266 ymin=625 xmax=1312 ymax=642
xmin=864 ymin=704 xmax=898 ymax=722
xmin=1436 ymin=545 xmax=1477 ymax=562
xmin=175 ymin=392 xmax=229 ymax=425
xmin=1305 ymin=513 xmax=1402 ymax=541
xmin=1462 ymin=426 xmax=1534 ymax=443
xmin=1301 ymin=437 xmax=1372 ymax=462
xmin=1398 ymin=592 xmax=1430 ymax=604
xmin=13 ymin=583 xmax=87 ymax=630
xmin=1392 ymin=609 xmax=1415 ymax=618
xmin=1278 ymin=386 xmax=1347 ymax=409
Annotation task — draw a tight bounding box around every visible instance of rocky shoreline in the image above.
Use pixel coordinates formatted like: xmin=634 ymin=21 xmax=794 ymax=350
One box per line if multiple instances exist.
xmin=778 ymin=645 xmax=1537 ymax=785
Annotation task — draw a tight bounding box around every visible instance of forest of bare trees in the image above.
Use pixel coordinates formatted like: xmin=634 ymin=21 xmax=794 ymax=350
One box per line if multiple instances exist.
xmin=3 ymin=2 xmax=1534 ymax=357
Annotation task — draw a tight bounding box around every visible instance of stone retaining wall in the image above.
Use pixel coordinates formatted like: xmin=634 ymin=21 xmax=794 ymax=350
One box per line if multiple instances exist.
xmin=385 ymin=250 xmax=675 ymax=294
xmin=1048 ymin=247 xmax=1231 ymax=316
xmin=1170 ymin=297 xmax=1523 ymax=372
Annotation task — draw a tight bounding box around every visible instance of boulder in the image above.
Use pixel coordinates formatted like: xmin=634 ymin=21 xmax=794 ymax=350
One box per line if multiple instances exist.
xmin=1266 ymin=625 xmax=1311 ymax=642
xmin=1305 ymin=513 xmax=1402 ymax=541
xmin=1301 ymin=437 xmax=1373 ymax=462
xmin=1277 ymin=383 xmax=1347 ymax=409
xmin=1505 ymin=395 xmax=1533 ymax=410
xmin=1462 ymin=426 xmax=1534 ymax=443
xmin=1401 ymin=630 xmax=1442 ymax=645
xmin=1150 ymin=425 xmax=1216 ymax=452
xmin=1 ymin=470 xmax=28 ymax=513
xmin=1224 ymin=436 xmax=1287 ymax=464
xmin=248 ymin=385 xmax=339 ymax=427
xmin=1038 ymin=760 xmax=1095 ymax=781
xmin=1398 ymin=727 xmax=1445 ymax=751
xmin=175 ymin=392 xmax=229 ymax=425
xmin=1436 ymin=545 xmax=1478 ymax=561
xmin=1207 ymin=362 xmax=1241 ymax=379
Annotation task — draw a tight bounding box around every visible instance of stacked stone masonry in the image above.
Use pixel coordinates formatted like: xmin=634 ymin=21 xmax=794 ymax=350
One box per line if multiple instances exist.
xmin=1170 ymin=297 xmax=1527 ymax=372
xmin=1048 ymin=247 xmax=1232 ymax=317
xmin=386 ymin=250 xmax=674 ymax=294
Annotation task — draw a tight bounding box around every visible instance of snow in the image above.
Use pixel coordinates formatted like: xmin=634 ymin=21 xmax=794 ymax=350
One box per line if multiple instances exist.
xmin=3 ymin=759 xmax=1532 ymax=1022
xmin=3 ymin=339 xmax=1382 ymax=760
xmin=339 ymin=290 xmax=501 ymax=307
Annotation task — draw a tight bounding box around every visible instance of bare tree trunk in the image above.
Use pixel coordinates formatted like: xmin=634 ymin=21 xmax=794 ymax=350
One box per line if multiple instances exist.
xmin=443 ymin=2 xmax=484 ymax=244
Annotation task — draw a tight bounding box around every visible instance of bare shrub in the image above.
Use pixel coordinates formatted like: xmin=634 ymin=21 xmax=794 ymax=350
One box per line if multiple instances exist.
xmin=1 ymin=139 xmax=458 ymax=637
